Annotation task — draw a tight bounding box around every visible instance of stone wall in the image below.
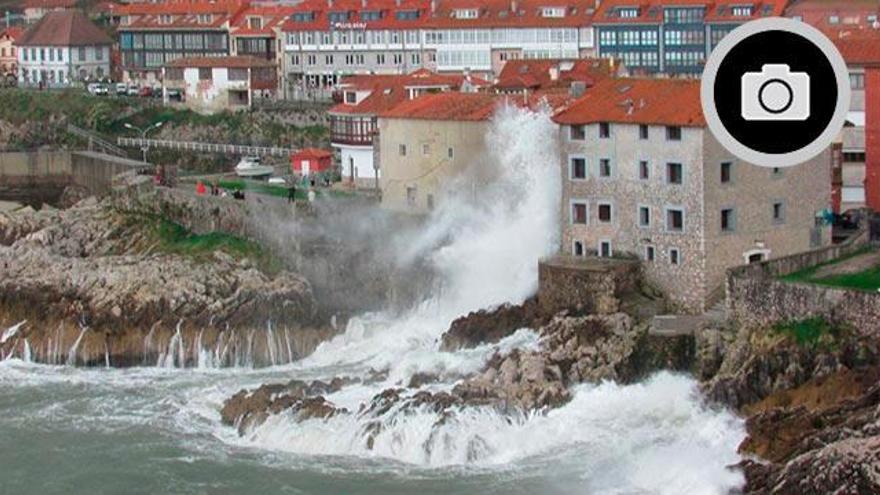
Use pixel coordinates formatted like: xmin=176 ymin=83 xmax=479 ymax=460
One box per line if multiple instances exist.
xmin=727 ymin=225 xmax=880 ymax=335
xmin=538 ymin=255 xmax=641 ymax=315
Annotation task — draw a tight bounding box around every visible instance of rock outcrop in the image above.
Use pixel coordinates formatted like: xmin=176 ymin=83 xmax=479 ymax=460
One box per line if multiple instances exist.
xmin=440 ymin=297 xmax=554 ymax=351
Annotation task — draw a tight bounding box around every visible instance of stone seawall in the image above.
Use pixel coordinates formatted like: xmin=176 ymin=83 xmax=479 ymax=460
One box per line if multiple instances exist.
xmin=727 ymin=223 xmax=880 ymax=335
xmin=538 ymin=255 xmax=641 ymax=315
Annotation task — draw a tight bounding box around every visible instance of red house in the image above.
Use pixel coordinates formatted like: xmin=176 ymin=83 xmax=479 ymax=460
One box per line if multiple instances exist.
xmin=291 ymin=148 xmax=333 ymax=176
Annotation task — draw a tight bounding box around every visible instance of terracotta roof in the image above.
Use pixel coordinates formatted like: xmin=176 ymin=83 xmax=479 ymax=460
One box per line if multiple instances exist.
xmin=593 ymin=0 xmax=787 ymax=25
xmin=0 ymin=27 xmax=24 ymax=41
xmin=230 ymin=5 xmax=296 ymax=36
xmin=292 ymin=148 xmax=333 ymax=160
xmin=18 ymin=10 xmax=112 ymax=46
xmin=117 ymin=0 xmax=248 ymax=30
xmin=21 ymin=0 xmax=77 ymax=10
xmin=380 ymin=90 xmax=571 ymax=121
xmin=427 ymin=0 xmax=596 ymax=29
xmin=826 ymin=29 xmax=880 ymax=67
xmin=281 ymin=0 xmax=430 ymax=32
xmin=553 ymin=78 xmax=705 ymax=127
xmin=495 ymin=58 xmax=615 ymax=91
xmin=166 ymin=55 xmax=275 ymax=68
xmin=329 ymin=69 xmax=488 ymax=116
xmin=786 ymin=0 xmax=880 ymax=14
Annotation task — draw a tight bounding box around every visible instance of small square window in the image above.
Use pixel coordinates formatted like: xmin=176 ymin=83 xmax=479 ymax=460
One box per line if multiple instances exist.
xmin=198 ymin=67 xmax=212 ymax=80
xmin=639 ymin=206 xmax=650 ymax=227
xmin=571 ymin=202 xmax=588 ymax=224
xmin=573 ymin=241 xmax=584 ymax=256
xmin=639 ymin=160 xmax=650 ymax=180
xmin=645 ymin=245 xmax=655 ymax=262
xmin=639 ymin=124 xmax=649 ymax=140
xmin=599 ymin=122 xmax=611 ymax=138
xmin=570 ymin=157 xmax=587 ymax=179
xmin=666 ymin=126 xmax=682 ymax=141
xmin=773 ymin=202 xmax=785 ymax=223
xmin=399 ymin=144 xmax=407 ymax=156
xmin=570 ymin=125 xmax=586 ymax=140
xmin=721 ymin=208 xmax=736 ymax=232
xmin=598 ymin=203 xmax=613 ymax=223
xmin=666 ymin=208 xmax=684 ymax=232
xmin=772 ymin=167 xmax=783 ymax=178
xmin=666 ymin=163 xmax=683 ymax=184
xmin=599 ymin=241 xmax=612 ymax=258
xmin=422 ymin=143 xmax=430 ymax=156
xmin=447 ymin=147 xmax=454 ymax=159
xmin=670 ymin=248 xmax=681 ymax=265
xmin=720 ymin=162 xmax=732 ymax=183
xmin=599 ymin=158 xmax=612 ymax=177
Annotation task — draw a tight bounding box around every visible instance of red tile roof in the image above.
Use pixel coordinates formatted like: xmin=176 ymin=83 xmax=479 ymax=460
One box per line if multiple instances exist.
xmin=495 ymin=58 xmax=616 ymax=91
xmin=427 ymin=0 xmax=596 ymax=29
xmin=380 ymin=90 xmax=572 ymax=121
xmin=117 ymin=0 xmax=249 ymax=30
xmin=166 ymin=55 xmax=275 ymax=68
xmin=230 ymin=5 xmax=296 ymax=36
xmin=21 ymin=0 xmax=77 ymax=10
xmin=0 ymin=27 xmax=24 ymax=41
xmin=553 ymin=78 xmax=705 ymax=127
xmin=593 ymin=0 xmax=787 ymax=25
xmin=281 ymin=0 xmax=431 ymax=32
xmin=825 ymin=28 xmax=880 ymax=67
xmin=18 ymin=10 xmax=112 ymax=46
xmin=329 ymin=69 xmax=488 ymax=116
xmin=292 ymin=148 xmax=333 ymax=160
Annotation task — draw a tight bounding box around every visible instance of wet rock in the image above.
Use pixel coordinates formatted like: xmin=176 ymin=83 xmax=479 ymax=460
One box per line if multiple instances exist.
xmin=440 ymin=297 xmax=554 ymax=351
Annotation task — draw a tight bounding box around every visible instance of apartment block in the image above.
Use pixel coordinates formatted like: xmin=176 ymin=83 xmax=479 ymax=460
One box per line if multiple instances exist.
xmin=593 ymin=0 xmax=787 ymax=76
xmin=554 ymin=78 xmax=832 ymax=313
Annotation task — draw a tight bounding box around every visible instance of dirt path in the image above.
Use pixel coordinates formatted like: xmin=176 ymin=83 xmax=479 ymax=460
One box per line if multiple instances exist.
xmin=812 ymin=250 xmax=880 ymax=279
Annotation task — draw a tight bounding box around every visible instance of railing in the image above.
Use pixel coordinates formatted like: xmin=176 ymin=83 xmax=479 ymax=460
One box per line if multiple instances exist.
xmin=66 ymin=124 xmax=127 ymax=157
xmin=117 ymin=137 xmax=296 ymax=157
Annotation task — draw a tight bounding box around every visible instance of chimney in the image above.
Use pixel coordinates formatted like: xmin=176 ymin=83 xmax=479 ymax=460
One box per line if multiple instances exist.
xmin=549 ymin=65 xmax=559 ymax=81
xmin=395 ymin=0 xmax=401 ymax=6
xmin=431 ymin=0 xmax=437 ymax=14
xmin=511 ymin=0 xmax=518 ymax=12
xmin=327 ymin=0 xmax=332 ymax=7
xmin=569 ymin=81 xmax=586 ymax=98
xmin=361 ymin=0 xmax=367 ymax=7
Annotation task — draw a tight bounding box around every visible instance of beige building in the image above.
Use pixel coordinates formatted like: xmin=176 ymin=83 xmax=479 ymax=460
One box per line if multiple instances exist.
xmin=162 ymin=56 xmax=277 ymax=115
xmin=554 ymin=78 xmax=832 ymax=313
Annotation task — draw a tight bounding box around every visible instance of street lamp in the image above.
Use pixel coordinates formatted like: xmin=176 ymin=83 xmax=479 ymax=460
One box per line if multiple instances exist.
xmin=124 ymin=121 xmax=163 ymax=163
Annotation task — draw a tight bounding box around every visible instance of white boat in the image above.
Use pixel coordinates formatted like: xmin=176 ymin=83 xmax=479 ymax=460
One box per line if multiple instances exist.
xmin=234 ymin=156 xmax=274 ymax=178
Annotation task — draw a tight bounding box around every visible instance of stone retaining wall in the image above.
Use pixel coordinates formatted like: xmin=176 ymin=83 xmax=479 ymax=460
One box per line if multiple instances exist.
xmin=538 ymin=255 xmax=641 ymax=315
xmin=727 ymin=218 xmax=880 ymax=335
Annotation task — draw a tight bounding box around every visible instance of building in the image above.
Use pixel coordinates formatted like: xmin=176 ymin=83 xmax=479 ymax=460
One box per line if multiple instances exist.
xmin=554 ymin=78 xmax=832 ymax=313
xmin=0 ymin=27 xmax=23 ymax=80
xmin=229 ymin=5 xmax=294 ymax=89
xmin=21 ymin=0 xmax=77 ymax=24
xmin=329 ymin=68 xmax=486 ymax=186
xmin=829 ymin=30 xmax=880 ymax=212
xmin=116 ymin=0 xmax=249 ymax=84
xmin=786 ymin=0 xmax=880 ymax=29
xmin=493 ymin=57 xmax=618 ymax=94
xmin=291 ymin=148 xmax=333 ymax=176
xmin=17 ymin=10 xmax=112 ymax=87
xmin=280 ymin=0 xmax=597 ymax=99
xmin=593 ymin=0 xmax=787 ymax=76
xmin=161 ymin=56 xmax=276 ymax=114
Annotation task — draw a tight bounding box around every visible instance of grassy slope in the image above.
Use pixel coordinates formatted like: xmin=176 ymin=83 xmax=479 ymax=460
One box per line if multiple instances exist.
xmin=780 ymin=247 xmax=880 ymax=291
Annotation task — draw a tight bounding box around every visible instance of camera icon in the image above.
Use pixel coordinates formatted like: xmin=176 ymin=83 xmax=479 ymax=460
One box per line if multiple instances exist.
xmin=741 ymin=64 xmax=810 ymax=121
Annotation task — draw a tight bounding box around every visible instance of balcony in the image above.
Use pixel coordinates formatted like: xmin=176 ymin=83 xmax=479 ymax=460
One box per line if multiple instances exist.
xmin=330 ymin=115 xmax=377 ymax=146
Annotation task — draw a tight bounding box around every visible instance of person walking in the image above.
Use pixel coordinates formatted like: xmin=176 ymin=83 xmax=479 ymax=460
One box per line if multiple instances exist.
xmin=287 ymin=183 xmax=296 ymax=203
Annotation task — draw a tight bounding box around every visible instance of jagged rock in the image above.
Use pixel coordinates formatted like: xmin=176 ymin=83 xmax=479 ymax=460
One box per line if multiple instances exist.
xmin=440 ymin=297 xmax=554 ymax=351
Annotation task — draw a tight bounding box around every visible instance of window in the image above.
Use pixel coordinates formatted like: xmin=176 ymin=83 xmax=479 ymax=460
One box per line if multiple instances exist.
xmin=639 ymin=206 xmax=651 ymax=227
xmin=666 ymin=126 xmax=682 ymax=141
xmin=571 ymin=202 xmax=588 ymax=224
xmin=732 ymin=6 xmax=752 ymax=17
xmin=542 ymin=7 xmax=565 ymax=18
xmin=198 ymin=67 xmax=211 ymax=80
xmin=573 ymin=241 xmax=584 ymax=257
xmin=666 ymin=162 xmax=683 ymax=184
xmin=618 ymin=7 xmax=639 ymax=18
xmin=447 ymin=147 xmax=454 ymax=159
xmin=599 ymin=122 xmax=610 ymax=138
xmin=78 ymin=47 xmax=86 ymax=61
xmin=720 ymin=162 xmax=732 ymax=183
xmin=669 ymin=248 xmax=681 ymax=265
xmin=850 ymin=73 xmax=865 ymax=89
xmin=829 ymin=15 xmax=839 ymax=24
xmin=598 ymin=203 xmax=613 ymax=223
xmin=95 ymin=47 xmax=103 ymax=61
xmin=344 ymin=91 xmax=356 ymax=104
xmin=454 ymin=9 xmax=478 ymax=19
xmin=639 ymin=124 xmax=649 ymax=140
xmin=666 ymin=207 xmax=684 ymax=232
xmin=772 ymin=167 xmax=783 ymax=178
xmin=721 ymin=208 xmax=736 ymax=232
xmin=639 ymin=160 xmax=650 ymax=180
xmin=599 ymin=241 xmax=612 ymax=258
xmin=399 ymin=144 xmax=407 ymax=156
xmin=599 ymin=158 xmax=612 ymax=178
xmin=844 ymin=151 xmax=866 ymax=162
xmin=773 ymin=202 xmax=785 ymax=223
xmin=427 ymin=194 xmax=434 ymax=210
xmin=406 ymin=186 xmax=416 ymax=207
xmin=421 ymin=143 xmax=430 ymax=156
xmin=570 ymin=125 xmax=585 ymax=140
xmin=645 ymin=246 xmax=655 ymax=262
xmin=248 ymin=17 xmax=263 ymax=30
xmin=570 ymin=157 xmax=587 ymax=179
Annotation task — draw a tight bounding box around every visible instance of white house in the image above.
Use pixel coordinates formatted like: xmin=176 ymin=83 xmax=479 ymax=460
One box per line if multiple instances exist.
xmin=162 ymin=56 xmax=278 ymax=114
xmin=17 ymin=10 xmax=112 ymax=88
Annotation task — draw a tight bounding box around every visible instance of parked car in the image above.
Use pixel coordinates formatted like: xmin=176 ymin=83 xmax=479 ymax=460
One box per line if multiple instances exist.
xmin=139 ymin=86 xmax=153 ymax=97
xmin=115 ymin=82 xmax=127 ymax=96
xmin=87 ymin=82 xmax=108 ymax=96
xmin=127 ymin=84 xmax=139 ymax=96
xmin=166 ymin=88 xmax=183 ymax=101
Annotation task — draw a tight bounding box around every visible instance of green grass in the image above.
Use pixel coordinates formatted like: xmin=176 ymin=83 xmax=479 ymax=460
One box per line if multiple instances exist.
xmin=781 ymin=247 xmax=880 ymax=291
xmin=773 ymin=317 xmax=841 ymax=348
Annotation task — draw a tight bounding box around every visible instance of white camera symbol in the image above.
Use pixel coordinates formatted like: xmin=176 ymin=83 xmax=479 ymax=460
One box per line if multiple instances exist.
xmin=741 ymin=64 xmax=810 ymax=121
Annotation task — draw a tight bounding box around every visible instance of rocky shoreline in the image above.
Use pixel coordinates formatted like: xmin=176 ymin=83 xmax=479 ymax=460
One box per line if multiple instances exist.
xmin=0 ymin=198 xmax=331 ymax=366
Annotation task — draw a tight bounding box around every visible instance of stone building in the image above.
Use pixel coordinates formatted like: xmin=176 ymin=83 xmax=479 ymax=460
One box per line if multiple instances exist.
xmin=554 ymin=78 xmax=832 ymax=313
xmin=161 ymin=56 xmax=277 ymax=114
xmin=17 ymin=10 xmax=112 ymax=87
